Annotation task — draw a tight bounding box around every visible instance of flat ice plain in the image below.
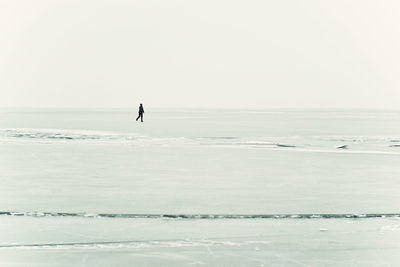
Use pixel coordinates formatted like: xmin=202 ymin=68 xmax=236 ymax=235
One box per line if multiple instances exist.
xmin=0 ymin=109 xmax=399 ymax=266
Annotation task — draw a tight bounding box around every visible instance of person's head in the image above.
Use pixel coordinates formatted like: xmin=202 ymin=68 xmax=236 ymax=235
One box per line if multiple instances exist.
xmin=140 ymin=103 xmax=142 ymax=106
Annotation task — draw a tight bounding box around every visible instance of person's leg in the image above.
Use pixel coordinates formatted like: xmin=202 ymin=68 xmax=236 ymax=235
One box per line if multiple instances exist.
xmin=140 ymin=113 xmax=143 ymax=122
xmin=136 ymin=114 xmax=140 ymax=121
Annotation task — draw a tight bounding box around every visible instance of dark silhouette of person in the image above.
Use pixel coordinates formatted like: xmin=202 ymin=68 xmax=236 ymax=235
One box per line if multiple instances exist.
xmin=136 ymin=104 xmax=144 ymax=122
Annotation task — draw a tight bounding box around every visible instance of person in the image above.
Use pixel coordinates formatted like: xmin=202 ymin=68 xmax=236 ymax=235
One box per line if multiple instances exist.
xmin=136 ymin=104 xmax=144 ymax=122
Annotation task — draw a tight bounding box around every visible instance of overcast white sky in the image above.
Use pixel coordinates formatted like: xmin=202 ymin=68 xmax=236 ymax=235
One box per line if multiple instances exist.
xmin=0 ymin=0 xmax=399 ymax=108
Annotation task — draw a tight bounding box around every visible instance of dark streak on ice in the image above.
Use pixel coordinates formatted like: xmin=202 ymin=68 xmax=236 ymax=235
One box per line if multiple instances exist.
xmin=0 ymin=238 xmax=270 ymax=249
xmin=0 ymin=211 xmax=399 ymax=219
xmin=0 ymin=239 xmax=178 ymax=248
xmin=200 ymin=137 xmax=237 ymax=140
xmin=275 ymin=144 xmax=296 ymax=148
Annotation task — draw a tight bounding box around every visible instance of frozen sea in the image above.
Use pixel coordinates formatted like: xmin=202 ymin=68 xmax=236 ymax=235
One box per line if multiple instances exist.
xmin=0 ymin=108 xmax=400 ymax=266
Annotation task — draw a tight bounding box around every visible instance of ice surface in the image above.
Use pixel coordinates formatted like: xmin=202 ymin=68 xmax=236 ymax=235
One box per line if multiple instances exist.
xmin=0 ymin=217 xmax=400 ymax=266
xmin=0 ymin=109 xmax=399 ymax=266
xmin=1 ymin=109 xmax=399 ymax=213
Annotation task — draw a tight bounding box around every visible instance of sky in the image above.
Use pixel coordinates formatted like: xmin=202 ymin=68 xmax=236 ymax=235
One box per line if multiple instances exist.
xmin=0 ymin=0 xmax=399 ymax=109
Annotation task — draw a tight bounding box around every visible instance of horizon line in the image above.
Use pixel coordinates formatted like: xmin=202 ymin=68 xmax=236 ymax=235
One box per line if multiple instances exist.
xmin=0 ymin=106 xmax=399 ymax=111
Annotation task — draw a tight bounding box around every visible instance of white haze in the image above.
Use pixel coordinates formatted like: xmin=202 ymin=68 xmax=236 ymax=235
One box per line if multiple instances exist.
xmin=0 ymin=0 xmax=399 ymax=109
